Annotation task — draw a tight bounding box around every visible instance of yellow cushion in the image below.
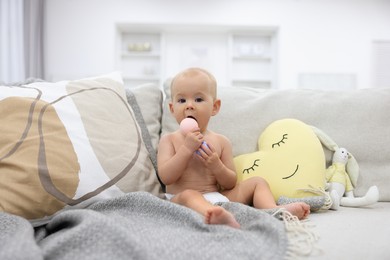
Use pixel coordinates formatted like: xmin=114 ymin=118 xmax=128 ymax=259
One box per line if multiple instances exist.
xmin=234 ymin=118 xmax=326 ymax=201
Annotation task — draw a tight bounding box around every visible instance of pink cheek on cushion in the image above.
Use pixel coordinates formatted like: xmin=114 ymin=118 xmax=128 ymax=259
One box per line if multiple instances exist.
xmin=180 ymin=118 xmax=198 ymax=135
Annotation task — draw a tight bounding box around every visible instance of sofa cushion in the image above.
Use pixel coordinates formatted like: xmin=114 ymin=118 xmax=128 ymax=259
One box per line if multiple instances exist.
xmin=127 ymin=83 xmax=163 ymax=150
xmin=161 ymin=84 xmax=390 ymax=201
xmin=310 ymin=202 xmax=390 ymax=259
xmin=0 ymin=72 xmax=163 ymax=226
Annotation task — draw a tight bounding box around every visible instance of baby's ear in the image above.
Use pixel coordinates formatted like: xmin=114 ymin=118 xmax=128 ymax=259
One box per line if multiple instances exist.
xmin=169 ymin=102 xmax=174 ymax=114
xmin=212 ymin=99 xmax=221 ymax=116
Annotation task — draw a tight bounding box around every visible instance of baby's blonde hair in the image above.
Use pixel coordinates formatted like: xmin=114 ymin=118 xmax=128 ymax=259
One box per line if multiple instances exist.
xmin=170 ymin=67 xmax=217 ymax=99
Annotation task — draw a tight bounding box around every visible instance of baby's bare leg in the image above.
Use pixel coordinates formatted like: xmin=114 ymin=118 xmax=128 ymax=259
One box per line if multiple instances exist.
xmin=171 ymin=189 xmax=240 ymax=228
xmin=223 ymin=177 xmax=310 ymax=220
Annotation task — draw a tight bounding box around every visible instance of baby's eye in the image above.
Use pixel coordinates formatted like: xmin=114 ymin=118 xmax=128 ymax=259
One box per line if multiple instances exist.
xmin=177 ymin=98 xmax=186 ymax=104
xmin=272 ymin=134 xmax=288 ymax=148
xmin=242 ymin=159 xmax=260 ymax=174
xmin=195 ymin=97 xmax=204 ymax=102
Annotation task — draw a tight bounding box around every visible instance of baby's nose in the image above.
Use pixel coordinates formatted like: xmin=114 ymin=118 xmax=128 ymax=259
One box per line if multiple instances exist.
xmin=186 ymin=101 xmax=194 ymax=109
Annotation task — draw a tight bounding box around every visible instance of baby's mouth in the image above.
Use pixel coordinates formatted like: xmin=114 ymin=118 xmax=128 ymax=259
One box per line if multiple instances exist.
xmin=187 ymin=116 xmax=197 ymax=122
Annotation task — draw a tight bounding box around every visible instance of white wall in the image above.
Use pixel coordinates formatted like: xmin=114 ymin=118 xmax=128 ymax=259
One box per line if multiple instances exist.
xmin=45 ymin=0 xmax=390 ymax=89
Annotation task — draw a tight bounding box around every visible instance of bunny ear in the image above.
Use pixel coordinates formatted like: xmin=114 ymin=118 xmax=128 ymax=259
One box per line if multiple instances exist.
xmin=346 ymin=154 xmax=359 ymax=188
xmin=310 ymin=126 xmax=339 ymax=152
xmin=311 ymin=125 xmax=359 ymax=188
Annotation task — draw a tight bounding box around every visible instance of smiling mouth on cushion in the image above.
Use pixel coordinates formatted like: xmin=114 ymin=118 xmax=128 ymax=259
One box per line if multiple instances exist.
xmin=282 ymin=164 xmax=299 ymax=179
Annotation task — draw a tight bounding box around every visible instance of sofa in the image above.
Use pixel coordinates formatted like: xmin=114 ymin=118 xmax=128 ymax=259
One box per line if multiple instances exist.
xmin=161 ymin=78 xmax=390 ymax=259
xmin=0 ymin=72 xmax=389 ymax=259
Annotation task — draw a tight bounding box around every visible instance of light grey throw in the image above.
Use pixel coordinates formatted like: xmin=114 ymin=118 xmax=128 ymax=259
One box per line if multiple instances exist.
xmin=0 ymin=192 xmax=300 ymax=260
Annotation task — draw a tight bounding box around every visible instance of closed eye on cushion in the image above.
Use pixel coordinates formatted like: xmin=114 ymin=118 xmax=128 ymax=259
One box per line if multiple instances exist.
xmin=272 ymin=134 xmax=288 ymax=148
xmin=242 ymin=159 xmax=260 ymax=174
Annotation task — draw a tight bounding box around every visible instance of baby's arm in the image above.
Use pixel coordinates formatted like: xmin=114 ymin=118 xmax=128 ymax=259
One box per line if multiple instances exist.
xmin=198 ymin=136 xmax=237 ymax=190
xmin=214 ymin=136 xmax=237 ymax=190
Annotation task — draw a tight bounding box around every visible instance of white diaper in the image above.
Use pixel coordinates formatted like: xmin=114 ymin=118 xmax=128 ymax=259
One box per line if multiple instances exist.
xmin=165 ymin=192 xmax=229 ymax=204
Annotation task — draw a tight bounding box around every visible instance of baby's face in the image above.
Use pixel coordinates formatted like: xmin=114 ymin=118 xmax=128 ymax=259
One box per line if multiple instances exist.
xmin=170 ymin=74 xmax=218 ymax=133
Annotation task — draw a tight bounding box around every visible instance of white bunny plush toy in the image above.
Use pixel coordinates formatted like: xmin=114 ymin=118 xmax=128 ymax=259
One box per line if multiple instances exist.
xmin=326 ymin=147 xmax=379 ymax=210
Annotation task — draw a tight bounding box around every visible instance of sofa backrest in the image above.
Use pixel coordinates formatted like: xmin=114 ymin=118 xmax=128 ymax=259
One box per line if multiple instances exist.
xmin=160 ymin=84 xmax=390 ymax=201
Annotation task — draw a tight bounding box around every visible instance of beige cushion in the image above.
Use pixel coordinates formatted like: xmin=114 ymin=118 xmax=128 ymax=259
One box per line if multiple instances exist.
xmin=0 ymin=73 xmax=163 ymax=226
xmin=161 ymin=84 xmax=390 ymax=201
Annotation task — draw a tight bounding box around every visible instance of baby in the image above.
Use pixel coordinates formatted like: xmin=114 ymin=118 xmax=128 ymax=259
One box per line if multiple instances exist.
xmin=157 ymin=67 xmax=310 ymax=228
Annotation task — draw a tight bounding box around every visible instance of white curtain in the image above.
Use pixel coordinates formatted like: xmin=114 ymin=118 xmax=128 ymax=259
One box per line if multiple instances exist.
xmin=0 ymin=0 xmax=25 ymax=83
xmin=24 ymin=0 xmax=44 ymax=81
xmin=0 ymin=0 xmax=44 ymax=84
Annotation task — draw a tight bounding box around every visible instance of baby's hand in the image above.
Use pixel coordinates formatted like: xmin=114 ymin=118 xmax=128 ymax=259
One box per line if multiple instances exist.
xmin=180 ymin=118 xmax=203 ymax=152
xmin=183 ymin=130 xmax=203 ymax=152
xmin=196 ymin=141 xmax=210 ymax=156
xmin=196 ymin=142 xmax=223 ymax=171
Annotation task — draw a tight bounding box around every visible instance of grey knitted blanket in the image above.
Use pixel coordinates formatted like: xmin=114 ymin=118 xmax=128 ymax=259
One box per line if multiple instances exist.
xmin=0 ymin=191 xmax=306 ymax=260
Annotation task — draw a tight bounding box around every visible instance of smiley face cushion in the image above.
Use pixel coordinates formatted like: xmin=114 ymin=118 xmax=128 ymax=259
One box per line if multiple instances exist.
xmin=234 ymin=118 xmax=326 ymax=201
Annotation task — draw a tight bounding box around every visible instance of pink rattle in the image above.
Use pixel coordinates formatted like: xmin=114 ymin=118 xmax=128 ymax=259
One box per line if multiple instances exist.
xmin=180 ymin=117 xmax=198 ymax=135
xmin=180 ymin=117 xmax=210 ymax=154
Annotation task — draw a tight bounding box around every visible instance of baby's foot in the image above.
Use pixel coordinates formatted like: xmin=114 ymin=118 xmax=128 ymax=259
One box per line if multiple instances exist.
xmin=280 ymin=202 xmax=310 ymax=220
xmin=205 ymin=206 xmax=240 ymax=229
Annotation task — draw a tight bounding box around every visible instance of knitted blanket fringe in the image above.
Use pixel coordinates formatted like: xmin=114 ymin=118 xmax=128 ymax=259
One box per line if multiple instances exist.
xmin=272 ymin=209 xmax=319 ymax=259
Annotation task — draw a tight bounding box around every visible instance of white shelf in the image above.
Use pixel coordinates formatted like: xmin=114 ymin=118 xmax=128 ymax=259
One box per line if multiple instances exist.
xmin=116 ymin=24 xmax=277 ymax=89
xmin=229 ymin=33 xmax=275 ymax=88
xmin=232 ymin=80 xmax=271 ymax=89
xmin=121 ymin=52 xmax=160 ymax=58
